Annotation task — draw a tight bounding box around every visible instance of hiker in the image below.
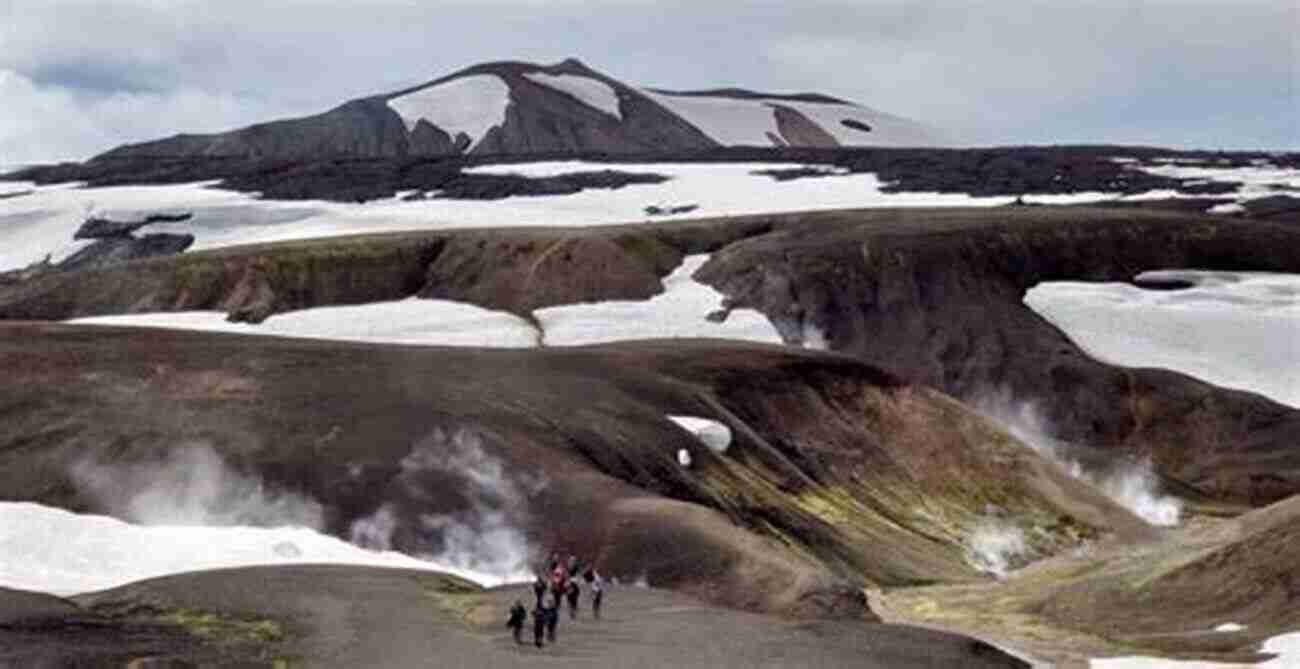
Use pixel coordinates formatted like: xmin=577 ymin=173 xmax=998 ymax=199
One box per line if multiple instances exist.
xmin=590 ymin=571 xmax=604 ymax=620
xmin=566 ymin=578 xmax=581 ymax=619
xmin=550 ymin=563 xmax=568 ymax=606
xmin=545 ymin=601 xmax=559 ymax=643
xmin=566 ymin=553 xmax=580 ymax=577
xmin=532 ymin=603 xmax=547 ymax=648
xmin=532 ymin=575 xmax=548 ymax=607
xmin=506 ymin=600 xmax=527 ymax=644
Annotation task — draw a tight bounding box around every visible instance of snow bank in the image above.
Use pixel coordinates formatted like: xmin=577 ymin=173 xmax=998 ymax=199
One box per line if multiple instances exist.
xmin=1090 ymin=632 xmax=1300 ymax=668
xmin=535 ymin=254 xmax=783 ymax=346
xmin=387 ymin=74 xmax=511 ymax=149
xmin=524 ymin=72 xmax=621 ymax=118
xmin=667 ymin=415 xmax=732 ymax=454
xmin=0 ymin=502 xmax=507 ymax=596
xmin=1025 ymin=271 xmax=1300 ymax=408
xmin=71 ymin=298 xmax=539 ymax=348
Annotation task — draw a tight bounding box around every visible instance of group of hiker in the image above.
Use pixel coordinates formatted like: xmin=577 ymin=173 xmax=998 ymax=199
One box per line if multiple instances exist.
xmin=506 ymin=551 xmax=606 ymax=648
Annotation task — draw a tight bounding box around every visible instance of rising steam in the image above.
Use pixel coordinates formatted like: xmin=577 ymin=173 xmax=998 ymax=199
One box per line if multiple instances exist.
xmin=348 ymin=427 xmax=541 ymax=584
xmin=965 ymin=520 xmax=1027 ymax=579
xmin=972 ymin=389 xmax=1183 ymax=527
xmin=69 ymin=443 xmax=323 ymax=528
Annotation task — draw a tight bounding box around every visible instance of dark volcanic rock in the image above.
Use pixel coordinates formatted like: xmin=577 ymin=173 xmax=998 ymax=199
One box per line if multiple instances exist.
xmin=11 ymin=146 xmax=1295 ymax=204
xmin=58 ymin=232 xmax=194 ymax=273
xmin=73 ymin=212 xmax=193 ymax=240
xmin=841 ymin=119 xmax=873 ymax=134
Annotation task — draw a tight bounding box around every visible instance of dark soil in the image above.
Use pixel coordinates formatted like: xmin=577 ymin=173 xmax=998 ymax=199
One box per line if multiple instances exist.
xmin=0 ymin=565 xmax=1030 ymax=668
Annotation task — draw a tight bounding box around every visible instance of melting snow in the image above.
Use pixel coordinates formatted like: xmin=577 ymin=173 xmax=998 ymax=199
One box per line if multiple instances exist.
xmin=0 ymin=502 xmax=511 ymax=596
xmin=1025 ymin=271 xmax=1300 ymax=408
xmin=667 ymin=415 xmax=732 ymax=454
xmin=67 ymin=254 xmax=779 ymax=348
xmin=70 ymin=298 xmax=539 ymax=348
xmin=1128 ymin=162 xmax=1300 ymax=206
xmin=535 ymin=254 xmax=783 ymax=346
xmin=524 ymin=72 xmax=622 ymax=119
xmin=386 ymin=74 xmax=511 ymax=149
xmin=1 ymin=161 xmax=1133 ymax=274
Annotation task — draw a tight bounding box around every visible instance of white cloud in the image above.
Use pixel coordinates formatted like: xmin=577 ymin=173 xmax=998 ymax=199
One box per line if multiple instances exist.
xmin=0 ymin=68 xmax=294 ymax=163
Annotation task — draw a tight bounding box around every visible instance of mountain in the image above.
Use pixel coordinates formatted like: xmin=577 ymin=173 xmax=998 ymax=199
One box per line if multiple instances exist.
xmin=94 ymin=58 xmax=947 ymax=161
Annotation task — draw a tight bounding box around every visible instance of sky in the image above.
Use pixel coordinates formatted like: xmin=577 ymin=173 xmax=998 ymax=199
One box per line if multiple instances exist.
xmin=0 ymin=0 xmax=1295 ymax=164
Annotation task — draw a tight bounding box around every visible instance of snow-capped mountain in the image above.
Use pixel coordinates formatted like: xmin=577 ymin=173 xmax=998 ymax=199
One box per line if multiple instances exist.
xmin=95 ymin=58 xmax=948 ymax=160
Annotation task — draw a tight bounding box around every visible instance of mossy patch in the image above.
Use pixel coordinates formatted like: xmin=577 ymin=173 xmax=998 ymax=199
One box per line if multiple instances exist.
xmin=157 ymin=609 xmax=286 ymax=644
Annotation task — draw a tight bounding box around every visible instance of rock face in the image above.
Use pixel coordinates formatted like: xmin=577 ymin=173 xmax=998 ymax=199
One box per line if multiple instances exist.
xmin=89 ymin=58 xmax=945 ymax=162
xmin=73 ymin=213 xmax=193 ymax=240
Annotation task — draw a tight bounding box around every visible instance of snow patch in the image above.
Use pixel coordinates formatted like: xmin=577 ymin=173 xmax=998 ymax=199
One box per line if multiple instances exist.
xmin=70 ymin=298 xmax=538 ymax=348
xmin=667 ymin=415 xmax=731 ymax=454
xmin=0 ymin=502 xmax=471 ymax=596
xmin=641 ymin=90 xmax=944 ymax=147
xmin=1025 ymin=271 xmax=1300 ymax=409
xmin=387 ymin=74 xmax=511 ymax=149
xmin=1215 ymin=623 xmax=1246 ymax=633
xmin=524 ymin=72 xmax=621 ymax=119
xmin=536 ymin=254 xmax=783 ymax=346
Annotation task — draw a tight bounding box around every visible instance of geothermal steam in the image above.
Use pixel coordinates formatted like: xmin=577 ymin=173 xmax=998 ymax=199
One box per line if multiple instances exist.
xmin=973 ymin=390 xmax=1183 ymax=527
xmin=348 ymin=427 xmax=540 ymax=583
xmin=70 ymin=443 xmax=323 ymax=528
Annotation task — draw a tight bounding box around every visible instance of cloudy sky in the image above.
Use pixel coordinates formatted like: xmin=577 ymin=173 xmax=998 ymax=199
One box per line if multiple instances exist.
xmin=1 ymin=0 xmax=1295 ymax=163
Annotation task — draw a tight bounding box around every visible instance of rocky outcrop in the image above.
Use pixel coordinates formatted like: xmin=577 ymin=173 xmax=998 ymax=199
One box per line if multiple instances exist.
xmin=73 ymin=213 xmax=193 ymax=240
xmin=58 ymin=233 xmax=194 ymax=273
xmin=695 ymin=206 xmax=1300 ymax=505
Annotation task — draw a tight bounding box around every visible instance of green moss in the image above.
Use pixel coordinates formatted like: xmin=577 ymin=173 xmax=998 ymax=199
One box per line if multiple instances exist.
xmin=157 ymin=609 xmax=285 ymax=644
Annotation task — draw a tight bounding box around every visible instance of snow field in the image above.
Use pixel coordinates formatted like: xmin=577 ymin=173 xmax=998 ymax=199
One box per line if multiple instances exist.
xmin=640 ymin=90 xmax=944 ymax=147
xmin=1025 ymin=271 xmax=1300 ymax=409
xmin=2 ymin=160 xmax=1201 ymax=275
xmin=386 ymin=74 xmax=511 ymax=150
xmin=0 ymin=502 xmax=511 ymax=596
xmin=523 ymin=72 xmax=622 ymax=119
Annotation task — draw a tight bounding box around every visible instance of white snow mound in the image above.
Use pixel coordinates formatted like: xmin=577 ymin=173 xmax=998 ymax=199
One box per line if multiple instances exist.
xmin=667 ymin=415 xmax=732 ymax=454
